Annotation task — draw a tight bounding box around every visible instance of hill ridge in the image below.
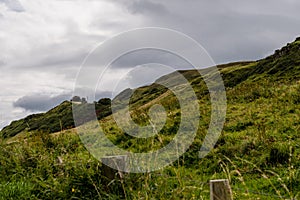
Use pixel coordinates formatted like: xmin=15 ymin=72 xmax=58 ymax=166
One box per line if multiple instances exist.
xmin=1 ymin=37 xmax=300 ymax=138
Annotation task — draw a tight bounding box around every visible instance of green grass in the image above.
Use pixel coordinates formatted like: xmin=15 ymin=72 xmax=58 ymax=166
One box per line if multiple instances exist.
xmin=1 ymin=74 xmax=299 ymax=199
xmin=0 ymin=37 xmax=300 ymax=199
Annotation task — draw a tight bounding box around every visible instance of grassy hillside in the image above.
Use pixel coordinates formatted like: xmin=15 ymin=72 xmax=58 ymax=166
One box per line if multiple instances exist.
xmin=0 ymin=38 xmax=300 ymax=199
xmin=0 ymin=98 xmax=112 ymax=138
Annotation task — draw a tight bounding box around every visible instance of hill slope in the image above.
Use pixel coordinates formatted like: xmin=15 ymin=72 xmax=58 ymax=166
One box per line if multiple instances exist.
xmin=1 ymin=38 xmax=300 ymax=137
xmin=1 ymin=38 xmax=300 ymax=138
xmin=0 ymin=38 xmax=299 ymax=199
xmin=0 ymin=99 xmax=112 ymax=138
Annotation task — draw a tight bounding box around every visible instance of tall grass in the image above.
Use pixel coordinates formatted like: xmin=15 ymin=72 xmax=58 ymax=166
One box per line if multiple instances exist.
xmin=0 ymin=60 xmax=299 ymax=199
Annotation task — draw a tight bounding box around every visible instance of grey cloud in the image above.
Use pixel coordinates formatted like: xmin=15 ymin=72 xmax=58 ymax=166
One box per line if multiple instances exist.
xmin=31 ymin=42 xmax=101 ymax=70
xmin=95 ymin=91 xmax=112 ymax=100
xmin=112 ymin=0 xmax=300 ymax=64
xmin=0 ymin=59 xmax=5 ymax=66
xmin=125 ymin=63 xmax=175 ymax=88
xmin=13 ymin=93 xmax=72 ymax=112
xmin=13 ymin=90 xmax=114 ymax=112
xmin=201 ymin=13 xmax=300 ymax=62
xmin=126 ymin=0 xmax=168 ymax=15
xmin=0 ymin=0 xmax=25 ymax=12
xmin=111 ymin=49 xmax=192 ymax=69
xmin=8 ymin=18 xmax=107 ymax=72
xmin=36 ymin=50 xmax=87 ymax=69
xmin=110 ymin=0 xmax=167 ymax=15
xmin=90 ymin=19 xmax=127 ymax=31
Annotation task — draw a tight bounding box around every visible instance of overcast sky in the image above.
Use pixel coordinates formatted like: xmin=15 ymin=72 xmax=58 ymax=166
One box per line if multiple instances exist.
xmin=1 ymin=0 xmax=300 ymax=129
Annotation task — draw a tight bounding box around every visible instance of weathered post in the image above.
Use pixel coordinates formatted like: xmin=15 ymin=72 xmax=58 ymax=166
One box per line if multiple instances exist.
xmin=101 ymin=155 xmax=128 ymax=184
xmin=210 ymin=179 xmax=233 ymax=200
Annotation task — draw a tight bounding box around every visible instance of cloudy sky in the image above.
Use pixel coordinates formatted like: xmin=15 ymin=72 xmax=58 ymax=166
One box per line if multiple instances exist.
xmin=1 ymin=0 xmax=300 ymax=129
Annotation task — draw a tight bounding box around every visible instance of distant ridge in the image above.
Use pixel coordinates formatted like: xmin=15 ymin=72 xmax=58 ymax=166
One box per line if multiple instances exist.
xmin=1 ymin=37 xmax=300 ymax=138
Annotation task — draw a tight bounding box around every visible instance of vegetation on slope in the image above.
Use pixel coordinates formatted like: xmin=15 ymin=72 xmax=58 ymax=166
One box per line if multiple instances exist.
xmin=0 ymin=38 xmax=300 ymax=199
xmin=1 ymin=98 xmax=112 ymax=138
